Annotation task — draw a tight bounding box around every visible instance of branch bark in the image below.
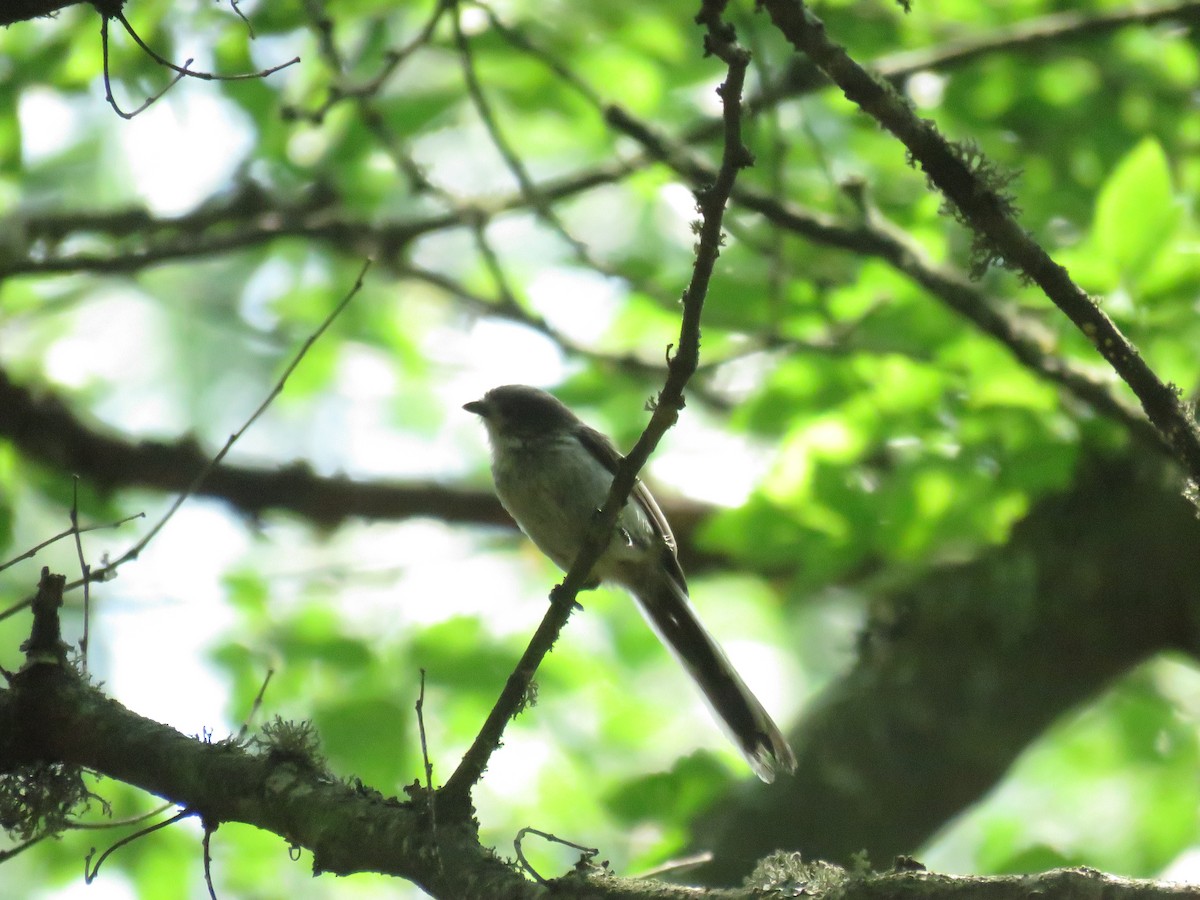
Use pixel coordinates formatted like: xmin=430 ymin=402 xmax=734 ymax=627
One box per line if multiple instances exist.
xmin=3 ymin=631 xmax=1194 ymax=900
xmin=0 ymin=367 xmax=726 ymax=576
xmin=691 ymin=454 xmax=1200 ymax=883
xmin=0 ymin=0 xmax=89 ymax=27
xmin=760 ymin=0 xmax=1200 ymax=483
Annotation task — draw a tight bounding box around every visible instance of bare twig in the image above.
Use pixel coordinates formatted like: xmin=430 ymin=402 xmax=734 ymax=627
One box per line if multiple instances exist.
xmin=84 ymin=809 xmax=192 ymax=883
xmin=101 ymin=16 xmax=189 ymax=119
xmin=114 ymin=10 xmax=299 ymax=82
xmin=229 ymin=0 xmax=254 ymax=38
xmin=0 ymin=262 xmax=371 ymax=623
xmin=69 ymin=479 xmax=91 ymax=669
xmin=413 ymin=668 xmax=440 ymax=871
xmin=99 ymin=260 xmax=372 ymax=575
xmin=236 ymin=669 xmax=275 ymax=742
xmin=203 ymin=823 xmax=219 ymax=900
xmin=416 ymin=669 xmax=435 ymax=797
xmin=99 ymin=8 xmax=298 ymax=118
xmin=0 ymin=832 xmax=49 ymax=863
xmin=513 ymin=827 xmax=599 ymax=885
xmin=68 ymin=801 xmax=176 ymax=831
xmin=0 ymin=512 xmax=143 ymax=576
xmin=438 ymin=6 xmax=753 ymax=813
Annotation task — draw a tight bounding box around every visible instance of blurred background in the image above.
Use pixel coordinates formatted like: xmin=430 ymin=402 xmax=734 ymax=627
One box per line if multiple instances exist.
xmin=2 ymin=0 xmax=1199 ymax=897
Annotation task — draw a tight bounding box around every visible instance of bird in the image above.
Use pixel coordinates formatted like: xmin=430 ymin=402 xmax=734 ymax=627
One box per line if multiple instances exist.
xmin=465 ymin=384 xmax=796 ymax=782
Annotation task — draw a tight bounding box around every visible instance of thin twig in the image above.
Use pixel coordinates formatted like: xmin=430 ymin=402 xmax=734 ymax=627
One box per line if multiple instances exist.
xmin=229 ymin=0 xmax=254 ymax=39
xmin=0 ymin=831 xmax=51 ymax=863
xmin=416 ymin=669 xmax=434 ymax=796
xmin=101 ymin=16 xmax=188 ymax=119
xmin=114 ymin=11 xmax=299 ymax=82
xmin=438 ymin=7 xmax=753 ymax=813
xmin=1 ymin=262 xmax=371 ymax=623
xmin=513 ymin=827 xmax=599 ymax=885
xmin=94 ymin=259 xmax=372 ymax=576
xmin=100 ymin=8 xmax=298 ymax=119
xmin=236 ymin=669 xmax=275 ymax=742
xmin=0 ymin=513 xmax=143 ymax=576
xmin=69 ymin=478 xmax=91 ymax=670
xmin=414 ymin=667 xmax=440 ymax=871
xmin=68 ymin=801 xmax=176 ymax=831
xmin=84 ymin=809 xmax=193 ymax=883
xmin=203 ymin=824 xmax=219 ymax=900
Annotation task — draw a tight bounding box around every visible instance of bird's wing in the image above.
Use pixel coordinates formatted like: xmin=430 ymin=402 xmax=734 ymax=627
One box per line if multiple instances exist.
xmin=576 ymin=424 xmax=687 ymax=591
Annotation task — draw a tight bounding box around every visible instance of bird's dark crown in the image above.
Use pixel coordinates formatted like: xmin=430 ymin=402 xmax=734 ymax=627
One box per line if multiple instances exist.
xmin=466 ymin=384 xmax=579 ymax=435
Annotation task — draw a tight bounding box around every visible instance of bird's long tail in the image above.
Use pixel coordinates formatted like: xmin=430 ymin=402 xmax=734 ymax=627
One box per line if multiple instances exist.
xmin=630 ymin=576 xmax=796 ymax=783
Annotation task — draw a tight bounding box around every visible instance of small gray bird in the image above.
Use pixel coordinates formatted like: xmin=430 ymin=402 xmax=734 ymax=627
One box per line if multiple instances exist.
xmin=465 ymin=384 xmax=796 ymax=782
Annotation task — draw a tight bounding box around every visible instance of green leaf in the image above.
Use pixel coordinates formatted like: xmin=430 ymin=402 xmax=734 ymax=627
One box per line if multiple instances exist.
xmin=603 ymin=753 xmax=729 ymax=824
xmin=1093 ymin=138 xmax=1179 ymax=282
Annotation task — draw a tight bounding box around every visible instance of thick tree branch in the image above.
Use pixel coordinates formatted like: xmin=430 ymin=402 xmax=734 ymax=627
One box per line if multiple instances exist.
xmin=0 ymin=0 xmax=89 ymax=27
xmin=0 ymin=368 xmax=726 ymax=574
xmin=0 ymin=367 xmax=502 ymax=527
xmin=3 ymin=571 xmax=1195 ymax=899
xmin=760 ymin=0 xmax=1200 ymax=483
xmin=692 ymin=455 xmax=1200 ymax=883
xmin=5 ymin=456 xmax=1200 ymax=896
xmin=0 ymin=166 xmax=633 ymax=279
xmin=7 ymin=637 xmax=1193 ymax=900
xmin=2 ymin=592 xmax=730 ymax=898
xmin=751 ymin=1 xmax=1200 ymax=113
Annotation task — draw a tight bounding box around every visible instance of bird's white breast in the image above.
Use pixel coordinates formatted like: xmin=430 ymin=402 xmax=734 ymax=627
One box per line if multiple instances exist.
xmin=488 ymin=431 xmax=655 ymax=575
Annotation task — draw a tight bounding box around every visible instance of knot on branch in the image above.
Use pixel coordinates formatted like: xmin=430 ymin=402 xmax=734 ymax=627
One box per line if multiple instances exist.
xmin=89 ymin=0 xmax=125 ymax=19
xmin=19 ymin=568 xmax=69 ymax=668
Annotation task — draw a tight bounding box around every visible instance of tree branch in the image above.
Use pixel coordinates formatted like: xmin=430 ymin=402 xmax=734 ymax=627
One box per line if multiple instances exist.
xmin=692 ymin=455 xmax=1200 ymax=882
xmin=760 ymin=0 xmax=1200 ymax=483
xmin=438 ymin=5 xmax=754 ymax=814
xmin=10 ymin=639 xmax=1194 ymax=900
xmin=0 ymin=367 xmax=727 ymax=570
xmin=10 ymin=3 xmax=1190 ymax=277
xmin=0 ymin=0 xmax=90 ymax=27
xmin=602 ymin=107 xmax=1162 ymax=455
xmin=3 ymin=582 xmax=724 ymax=898
xmin=749 ymin=1 xmax=1200 ymax=114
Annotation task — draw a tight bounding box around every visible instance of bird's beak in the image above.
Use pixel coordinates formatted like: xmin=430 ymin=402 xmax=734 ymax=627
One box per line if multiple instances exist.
xmin=463 ymin=398 xmax=489 ymax=417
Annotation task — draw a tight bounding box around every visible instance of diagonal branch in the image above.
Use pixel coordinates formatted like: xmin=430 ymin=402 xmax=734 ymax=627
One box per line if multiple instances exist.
xmin=691 ymin=454 xmax=1200 ymax=882
xmin=602 ymin=106 xmax=1162 ymax=454
xmin=438 ymin=7 xmax=754 ymax=813
xmin=760 ymin=0 xmax=1200 ymax=483
xmin=749 ymin=1 xmax=1200 ymax=114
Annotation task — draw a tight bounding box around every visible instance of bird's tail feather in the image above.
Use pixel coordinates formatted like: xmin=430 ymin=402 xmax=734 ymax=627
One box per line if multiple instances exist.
xmin=630 ymin=576 xmax=796 ymax=783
